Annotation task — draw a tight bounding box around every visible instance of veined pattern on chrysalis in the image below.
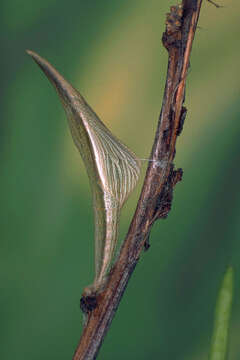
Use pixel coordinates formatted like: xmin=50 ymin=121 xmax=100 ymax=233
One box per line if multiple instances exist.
xmin=27 ymin=50 xmax=141 ymax=295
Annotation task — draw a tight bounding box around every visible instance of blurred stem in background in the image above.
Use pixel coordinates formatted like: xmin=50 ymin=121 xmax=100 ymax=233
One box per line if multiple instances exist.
xmin=209 ymin=266 xmax=234 ymax=360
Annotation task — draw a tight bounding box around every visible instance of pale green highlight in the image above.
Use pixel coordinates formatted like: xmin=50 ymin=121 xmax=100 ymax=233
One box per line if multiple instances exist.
xmin=209 ymin=266 xmax=234 ymax=360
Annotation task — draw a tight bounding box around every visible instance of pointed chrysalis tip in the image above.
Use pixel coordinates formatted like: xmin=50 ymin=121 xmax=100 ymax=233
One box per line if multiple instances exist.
xmin=25 ymin=48 xmax=72 ymax=99
xmin=26 ymin=50 xmax=44 ymax=67
xmin=26 ymin=49 xmax=42 ymax=66
xmin=26 ymin=49 xmax=36 ymax=58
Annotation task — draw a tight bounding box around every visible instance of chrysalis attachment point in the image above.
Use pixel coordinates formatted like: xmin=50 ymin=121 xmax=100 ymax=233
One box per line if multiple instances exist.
xmin=80 ymin=295 xmax=98 ymax=314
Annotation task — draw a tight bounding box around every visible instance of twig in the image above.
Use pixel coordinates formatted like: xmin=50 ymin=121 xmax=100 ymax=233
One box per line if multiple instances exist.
xmin=207 ymin=0 xmax=222 ymax=8
xmin=73 ymin=1 xmax=203 ymax=359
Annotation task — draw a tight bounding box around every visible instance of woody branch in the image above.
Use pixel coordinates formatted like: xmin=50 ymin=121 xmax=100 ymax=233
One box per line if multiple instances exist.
xmin=74 ymin=1 xmax=203 ymax=359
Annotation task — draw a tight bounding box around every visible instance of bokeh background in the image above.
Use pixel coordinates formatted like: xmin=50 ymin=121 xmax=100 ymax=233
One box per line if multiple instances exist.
xmin=1 ymin=0 xmax=240 ymax=359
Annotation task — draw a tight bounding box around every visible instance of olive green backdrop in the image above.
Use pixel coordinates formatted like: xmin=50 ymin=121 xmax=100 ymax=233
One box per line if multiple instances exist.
xmin=1 ymin=0 xmax=240 ymax=359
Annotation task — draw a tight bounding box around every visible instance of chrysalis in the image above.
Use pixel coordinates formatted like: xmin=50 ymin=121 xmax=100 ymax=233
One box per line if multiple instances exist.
xmin=27 ymin=50 xmax=141 ymax=296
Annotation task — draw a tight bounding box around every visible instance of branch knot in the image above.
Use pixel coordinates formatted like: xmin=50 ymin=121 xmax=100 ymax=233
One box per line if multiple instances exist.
xmin=162 ymin=4 xmax=184 ymax=50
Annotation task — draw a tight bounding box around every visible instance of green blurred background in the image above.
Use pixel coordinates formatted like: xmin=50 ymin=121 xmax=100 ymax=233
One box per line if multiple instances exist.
xmin=1 ymin=0 xmax=240 ymax=359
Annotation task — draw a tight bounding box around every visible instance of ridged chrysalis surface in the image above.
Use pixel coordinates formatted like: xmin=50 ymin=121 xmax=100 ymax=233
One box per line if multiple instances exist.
xmin=27 ymin=50 xmax=141 ymax=295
